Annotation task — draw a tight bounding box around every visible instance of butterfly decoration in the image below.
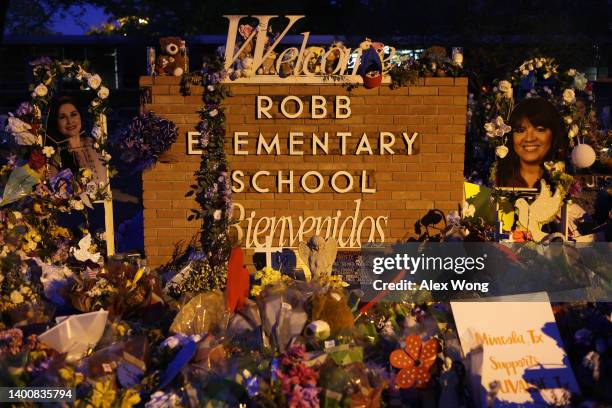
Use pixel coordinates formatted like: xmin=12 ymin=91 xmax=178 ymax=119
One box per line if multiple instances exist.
xmin=389 ymin=335 xmax=439 ymax=389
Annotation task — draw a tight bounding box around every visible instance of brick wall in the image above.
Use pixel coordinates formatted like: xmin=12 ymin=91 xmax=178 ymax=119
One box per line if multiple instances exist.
xmin=140 ymin=76 xmax=467 ymax=268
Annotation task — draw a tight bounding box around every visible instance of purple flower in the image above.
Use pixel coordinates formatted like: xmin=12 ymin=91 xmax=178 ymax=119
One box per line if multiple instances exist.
xmin=29 ymin=57 xmax=52 ymax=67
xmin=15 ymin=102 xmax=34 ymax=117
xmin=568 ymin=179 xmax=582 ymax=197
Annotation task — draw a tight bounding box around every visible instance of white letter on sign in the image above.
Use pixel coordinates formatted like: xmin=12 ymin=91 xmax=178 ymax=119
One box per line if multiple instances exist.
xmin=280 ymin=95 xmax=304 ymax=119
xmin=187 ymin=131 xmax=202 ymax=155
xmin=335 ymin=96 xmax=351 ymax=118
xmin=311 ymin=95 xmax=327 ymax=119
xmin=403 ymin=132 xmax=419 ymax=155
xmin=234 ymin=132 xmax=249 ymax=155
xmin=257 ymin=96 xmax=273 ymax=119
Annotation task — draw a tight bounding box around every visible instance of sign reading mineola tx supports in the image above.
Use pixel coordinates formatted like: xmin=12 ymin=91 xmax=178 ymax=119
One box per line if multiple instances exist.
xmin=451 ymin=294 xmax=579 ymax=406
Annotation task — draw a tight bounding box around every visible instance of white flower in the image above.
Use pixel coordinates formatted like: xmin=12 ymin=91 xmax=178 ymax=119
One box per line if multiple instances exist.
xmin=544 ymin=161 xmax=565 ymax=173
xmin=97 ymin=86 xmax=109 ymax=99
xmin=213 ymin=209 xmax=222 ymax=220
xmin=6 ymin=116 xmax=37 ymax=145
xmin=564 ymin=116 xmax=573 ymax=124
xmin=33 ymin=83 xmax=48 ymax=97
xmin=91 ymin=126 xmax=103 ymax=140
xmin=485 ymin=116 xmax=511 ymax=138
xmin=209 ymin=109 xmax=218 ymax=117
xmin=567 ymin=68 xmax=576 ymax=77
xmin=563 ymin=89 xmax=576 ymax=104
xmin=207 ymin=85 xmax=215 ymax=92
xmin=91 ymin=99 xmax=100 ymax=107
xmin=164 ymin=336 xmax=180 ymax=349
xmin=87 ymin=74 xmax=102 ymax=89
xmin=461 ymin=201 xmax=476 ymax=218
xmin=42 ymin=146 xmax=55 ymax=158
xmin=498 ymin=80 xmax=513 ymax=99
xmin=10 ymin=290 xmax=24 ymax=304
xmin=574 ymin=72 xmax=588 ymax=91
xmin=6 ymin=116 xmax=31 ymax=134
xmin=568 ymin=124 xmax=579 ymax=138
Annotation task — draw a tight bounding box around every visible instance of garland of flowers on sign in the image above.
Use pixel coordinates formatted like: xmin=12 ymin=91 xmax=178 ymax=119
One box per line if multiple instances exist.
xmin=478 ymin=57 xmax=599 ymax=196
xmin=0 ymin=58 xmax=113 ymax=321
xmin=165 ymin=56 xmax=233 ymax=296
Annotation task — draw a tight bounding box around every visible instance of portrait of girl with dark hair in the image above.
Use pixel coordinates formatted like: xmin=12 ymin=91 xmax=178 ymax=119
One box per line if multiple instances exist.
xmin=46 ymin=95 xmax=107 ymax=185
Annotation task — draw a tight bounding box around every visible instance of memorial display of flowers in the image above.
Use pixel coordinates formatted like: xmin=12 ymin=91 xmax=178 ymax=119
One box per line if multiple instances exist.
xmin=0 ymin=46 xmax=610 ymax=408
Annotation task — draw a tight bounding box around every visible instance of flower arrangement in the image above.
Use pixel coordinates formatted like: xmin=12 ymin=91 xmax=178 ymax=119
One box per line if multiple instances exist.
xmin=116 ymin=111 xmax=178 ymax=170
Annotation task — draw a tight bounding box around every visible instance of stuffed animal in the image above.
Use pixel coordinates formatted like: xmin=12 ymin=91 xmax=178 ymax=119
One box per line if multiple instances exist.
xmin=311 ymin=290 xmax=354 ymax=334
xmin=239 ymin=56 xmax=255 ymax=78
xmin=156 ymin=37 xmax=186 ymax=76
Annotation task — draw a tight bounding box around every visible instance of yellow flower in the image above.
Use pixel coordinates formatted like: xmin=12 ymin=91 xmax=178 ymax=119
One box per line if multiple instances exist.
xmin=82 ymin=169 xmax=92 ymax=179
xmin=119 ymin=389 xmax=140 ymax=408
xmin=250 ymin=285 xmax=263 ymax=297
xmin=33 ymin=203 xmax=43 ymax=213
xmin=59 ymin=367 xmax=74 ymax=383
xmin=10 ymin=290 xmax=24 ymax=304
xmin=90 ymin=379 xmax=116 ymax=408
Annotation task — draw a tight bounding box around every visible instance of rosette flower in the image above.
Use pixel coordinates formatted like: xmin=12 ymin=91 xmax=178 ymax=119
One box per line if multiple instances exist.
xmin=574 ymin=73 xmax=588 ymax=91
xmin=563 ymin=89 xmax=576 ymax=104
xmin=87 ymin=74 xmax=102 ymax=90
xmin=390 ymin=335 xmax=439 ymax=388
xmin=33 ymin=83 xmax=48 ymax=97
xmin=498 ymin=80 xmax=513 ymax=99
xmin=97 ymin=86 xmax=109 ymax=99
xmin=28 ymin=149 xmax=46 ymax=171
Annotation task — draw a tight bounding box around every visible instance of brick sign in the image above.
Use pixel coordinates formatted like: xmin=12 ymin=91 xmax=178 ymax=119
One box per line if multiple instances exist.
xmin=140 ymin=76 xmax=466 ymax=267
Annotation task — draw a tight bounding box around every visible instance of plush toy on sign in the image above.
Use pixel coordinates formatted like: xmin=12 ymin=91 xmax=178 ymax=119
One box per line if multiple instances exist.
xmin=156 ymin=37 xmax=186 ymax=76
xmin=358 ymin=39 xmax=384 ymax=89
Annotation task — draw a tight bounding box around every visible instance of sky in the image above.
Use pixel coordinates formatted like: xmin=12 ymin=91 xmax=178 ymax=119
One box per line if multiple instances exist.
xmin=50 ymin=5 xmax=108 ymax=35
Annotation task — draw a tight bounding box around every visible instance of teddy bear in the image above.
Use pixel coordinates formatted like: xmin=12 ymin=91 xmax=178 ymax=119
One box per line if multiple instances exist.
xmin=155 ymin=37 xmax=186 ymax=76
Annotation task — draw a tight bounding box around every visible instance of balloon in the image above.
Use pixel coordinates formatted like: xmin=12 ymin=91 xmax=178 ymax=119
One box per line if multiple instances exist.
xmin=571 ymin=143 xmax=596 ymax=169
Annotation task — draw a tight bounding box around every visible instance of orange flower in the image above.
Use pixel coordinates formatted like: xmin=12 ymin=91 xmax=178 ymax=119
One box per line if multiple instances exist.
xmin=390 ymin=335 xmax=438 ymax=389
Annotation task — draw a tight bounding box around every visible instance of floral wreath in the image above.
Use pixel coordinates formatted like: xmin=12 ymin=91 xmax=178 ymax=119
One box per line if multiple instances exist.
xmin=5 ymin=57 xmax=112 ymax=199
xmin=482 ymin=57 xmax=597 ymax=194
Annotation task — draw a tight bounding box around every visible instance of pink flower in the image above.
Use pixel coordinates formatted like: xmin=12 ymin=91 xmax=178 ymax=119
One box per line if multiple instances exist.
xmin=238 ymin=24 xmax=254 ymax=40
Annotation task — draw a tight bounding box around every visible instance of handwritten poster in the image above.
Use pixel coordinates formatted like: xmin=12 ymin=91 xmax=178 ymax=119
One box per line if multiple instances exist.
xmin=451 ymin=294 xmax=580 ymax=406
